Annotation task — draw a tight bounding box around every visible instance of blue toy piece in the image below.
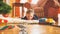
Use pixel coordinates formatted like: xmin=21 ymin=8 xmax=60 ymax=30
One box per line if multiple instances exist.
xmin=39 ymin=18 xmax=47 ymax=23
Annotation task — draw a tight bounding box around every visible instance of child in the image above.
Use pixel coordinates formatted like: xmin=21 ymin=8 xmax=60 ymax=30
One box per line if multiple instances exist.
xmin=22 ymin=9 xmax=38 ymax=20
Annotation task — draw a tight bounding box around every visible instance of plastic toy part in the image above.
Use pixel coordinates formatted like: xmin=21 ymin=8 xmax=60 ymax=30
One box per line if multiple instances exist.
xmin=39 ymin=18 xmax=47 ymax=23
xmin=46 ymin=18 xmax=55 ymax=23
xmin=0 ymin=19 xmax=8 ymax=26
xmin=8 ymin=25 xmax=15 ymax=29
xmin=39 ymin=18 xmax=55 ymax=25
xmin=0 ymin=25 xmax=15 ymax=30
xmin=0 ymin=26 xmax=9 ymax=30
xmin=0 ymin=19 xmax=2 ymax=23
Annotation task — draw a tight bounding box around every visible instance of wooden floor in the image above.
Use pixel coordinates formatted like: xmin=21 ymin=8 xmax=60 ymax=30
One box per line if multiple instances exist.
xmin=0 ymin=24 xmax=60 ymax=34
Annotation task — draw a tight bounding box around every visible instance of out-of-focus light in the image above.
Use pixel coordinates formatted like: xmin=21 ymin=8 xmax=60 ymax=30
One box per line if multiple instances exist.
xmin=31 ymin=0 xmax=39 ymax=4
xmin=20 ymin=0 xmax=28 ymax=3
xmin=58 ymin=14 xmax=60 ymax=26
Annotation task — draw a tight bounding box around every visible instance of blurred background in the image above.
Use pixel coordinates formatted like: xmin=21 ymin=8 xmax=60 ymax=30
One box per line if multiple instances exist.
xmin=0 ymin=0 xmax=60 ymax=34
xmin=2 ymin=0 xmax=60 ymax=24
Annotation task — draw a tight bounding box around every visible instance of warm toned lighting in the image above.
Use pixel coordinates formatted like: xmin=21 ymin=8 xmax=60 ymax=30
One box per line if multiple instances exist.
xmin=27 ymin=0 xmax=32 ymax=3
xmin=20 ymin=0 xmax=28 ymax=3
xmin=58 ymin=14 xmax=60 ymax=26
xmin=31 ymin=0 xmax=39 ymax=4
xmin=20 ymin=0 xmax=38 ymax=4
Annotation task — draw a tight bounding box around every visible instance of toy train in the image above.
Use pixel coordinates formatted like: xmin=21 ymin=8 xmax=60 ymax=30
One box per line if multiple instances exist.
xmin=0 ymin=17 xmax=55 ymax=24
xmin=0 ymin=17 xmax=56 ymax=30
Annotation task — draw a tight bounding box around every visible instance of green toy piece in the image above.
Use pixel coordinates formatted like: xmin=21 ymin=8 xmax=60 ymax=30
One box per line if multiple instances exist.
xmin=0 ymin=25 xmax=15 ymax=30
xmin=0 ymin=25 xmax=9 ymax=30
